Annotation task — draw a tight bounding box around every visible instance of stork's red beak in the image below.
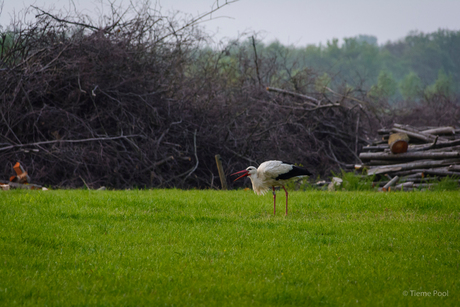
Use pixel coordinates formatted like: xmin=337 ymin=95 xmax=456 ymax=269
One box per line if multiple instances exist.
xmin=231 ymin=169 xmax=249 ymax=181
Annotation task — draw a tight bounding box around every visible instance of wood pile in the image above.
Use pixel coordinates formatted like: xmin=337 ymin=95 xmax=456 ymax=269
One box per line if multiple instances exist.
xmin=352 ymin=124 xmax=460 ymax=191
xmin=0 ymin=162 xmax=48 ymax=191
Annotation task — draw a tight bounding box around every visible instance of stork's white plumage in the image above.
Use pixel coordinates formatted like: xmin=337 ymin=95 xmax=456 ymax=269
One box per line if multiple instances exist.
xmin=231 ymin=160 xmax=312 ymax=215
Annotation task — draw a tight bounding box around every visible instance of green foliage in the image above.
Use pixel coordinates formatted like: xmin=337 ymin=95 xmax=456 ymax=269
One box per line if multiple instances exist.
xmin=398 ymin=30 xmax=460 ymax=89
xmin=0 ymin=31 xmax=16 ymax=63
xmin=1 ymin=190 xmax=459 ymax=306
xmin=325 ymin=38 xmax=341 ymax=59
xmin=368 ymin=70 xmax=398 ymax=99
xmin=424 ymin=70 xmax=455 ymax=98
xmin=399 ymin=71 xmax=423 ymax=100
xmin=314 ymin=72 xmax=331 ymax=93
xmin=204 ymin=29 xmax=460 ymax=100
xmin=338 ymin=171 xmax=377 ymax=191
xmin=432 ymin=176 xmax=460 ymax=191
xmin=355 ymin=34 xmax=378 ymax=45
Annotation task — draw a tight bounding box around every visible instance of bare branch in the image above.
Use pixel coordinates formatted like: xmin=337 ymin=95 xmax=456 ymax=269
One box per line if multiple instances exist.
xmin=32 ymin=6 xmax=100 ymax=31
xmin=0 ymin=135 xmax=143 ymax=152
xmin=266 ymin=86 xmax=319 ymax=106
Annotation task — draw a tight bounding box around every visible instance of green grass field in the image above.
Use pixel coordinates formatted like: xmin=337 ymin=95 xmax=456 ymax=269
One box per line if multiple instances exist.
xmin=1 ymin=189 xmax=459 ymax=306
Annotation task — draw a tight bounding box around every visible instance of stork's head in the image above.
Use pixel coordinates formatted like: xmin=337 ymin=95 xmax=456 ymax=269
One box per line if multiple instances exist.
xmin=231 ymin=166 xmax=257 ymax=181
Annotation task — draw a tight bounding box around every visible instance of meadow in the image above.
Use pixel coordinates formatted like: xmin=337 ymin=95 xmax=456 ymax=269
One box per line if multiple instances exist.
xmin=0 ymin=189 xmax=459 ymax=306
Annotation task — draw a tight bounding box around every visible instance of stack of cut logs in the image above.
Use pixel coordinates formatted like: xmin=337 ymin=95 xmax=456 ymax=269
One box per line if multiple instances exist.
xmin=354 ymin=124 xmax=460 ymax=191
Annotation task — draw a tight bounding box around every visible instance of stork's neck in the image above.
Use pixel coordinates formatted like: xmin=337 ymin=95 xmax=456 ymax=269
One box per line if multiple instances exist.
xmin=248 ymin=173 xmax=268 ymax=195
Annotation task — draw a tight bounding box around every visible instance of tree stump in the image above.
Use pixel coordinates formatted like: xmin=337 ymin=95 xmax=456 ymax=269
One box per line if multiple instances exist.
xmin=388 ymin=132 xmax=409 ymax=154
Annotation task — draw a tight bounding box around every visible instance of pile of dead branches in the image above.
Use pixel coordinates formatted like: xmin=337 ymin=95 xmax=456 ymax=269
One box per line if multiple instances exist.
xmin=0 ymin=3 xmax=382 ymax=189
xmin=0 ymin=3 xmax=211 ymax=188
xmin=355 ymin=123 xmax=460 ymax=190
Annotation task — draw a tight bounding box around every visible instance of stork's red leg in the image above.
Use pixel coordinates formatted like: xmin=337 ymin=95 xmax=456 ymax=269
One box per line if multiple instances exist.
xmin=282 ymin=186 xmax=288 ymax=216
xmin=272 ymin=186 xmax=276 ymax=215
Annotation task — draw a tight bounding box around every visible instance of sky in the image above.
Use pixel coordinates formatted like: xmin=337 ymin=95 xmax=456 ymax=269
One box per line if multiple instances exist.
xmin=1 ymin=0 xmax=460 ymax=47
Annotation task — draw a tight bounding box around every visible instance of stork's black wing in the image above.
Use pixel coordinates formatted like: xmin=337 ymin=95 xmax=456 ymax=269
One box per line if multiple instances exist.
xmin=275 ymin=164 xmax=312 ymax=180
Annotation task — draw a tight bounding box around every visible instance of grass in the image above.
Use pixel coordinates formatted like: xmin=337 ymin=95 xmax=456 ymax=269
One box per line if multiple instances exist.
xmin=0 ymin=189 xmax=459 ymax=306
xmin=332 ymin=170 xmax=377 ymax=191
xmin=432 ymin=176 xmax=460 ymax=191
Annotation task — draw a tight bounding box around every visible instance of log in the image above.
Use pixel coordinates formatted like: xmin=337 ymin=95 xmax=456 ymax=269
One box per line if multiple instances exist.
xmin=398 ymin=173 xmax=451 ymax=182
xmin=360 ymin=151 xmax=460 ymax=161
xmin=428 ymin=145 xmax=460 ymax=152
xmin=394 ymin=182 xmax=414 ymax=189
xmin=365 ymin=159 xmax=408 ymax=166
xmin=368 ymin=166 xmax=403 ymax=175
xmin=448 ymin=165 xmax=460 ymax=171
xmin=436 ymin=135 xmax=457 ymax=140
xmin=362 ymin=144 xmax=389 ymax=152
xmin=391 ymin=127 xmax=436 ymax=143
xmin=388 ymin=132 xmax=409 ymax=154
xmin=408 ymin=139 xmax=460 ymax=151
xmin=393 ymin=124 xmax=451 ymax=142
xmin=401 ymin=177 xmax=441 ymax=184
xmin=400 ymin=172 xmax=424 ymax=180
xmin=393 ymin=123 xmax=423 ymax=132
xmin=393 ymin=124 xmax=456 ymax=135
xmin=367 ymin=159 xmax=460 ymax=175
xmin=407 ymin=136 xmax=438 ymax=152
xmin=421 ymin=126 xmax=455 ymax=135
xmin=392 ymin=167 xmax=449 ymax=177
xmin=382 ymin=176 xmax=399 ymax=191
xmin=422 ymin=169 xmax=460 ymax=177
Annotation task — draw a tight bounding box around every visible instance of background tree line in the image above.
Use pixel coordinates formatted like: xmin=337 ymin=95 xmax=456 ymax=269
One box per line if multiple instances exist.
xmin=230 ymin=30 xmax=460 ymax=102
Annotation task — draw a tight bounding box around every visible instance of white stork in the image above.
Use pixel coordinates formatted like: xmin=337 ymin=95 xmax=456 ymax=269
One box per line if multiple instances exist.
xmin=231 ymin=160 xmax=312 ymax=215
